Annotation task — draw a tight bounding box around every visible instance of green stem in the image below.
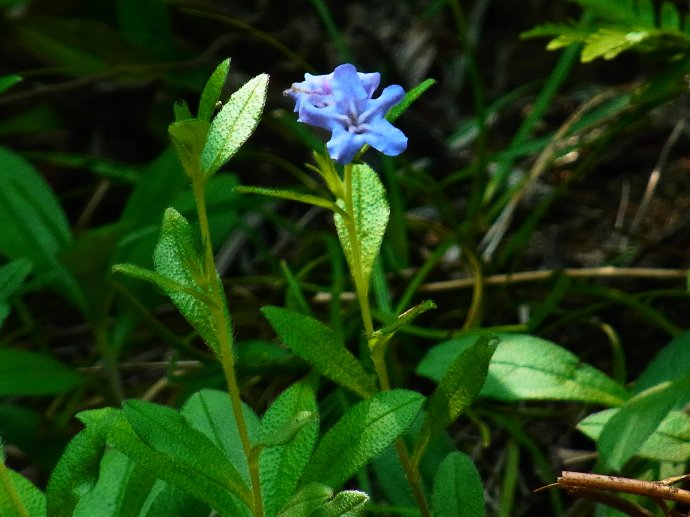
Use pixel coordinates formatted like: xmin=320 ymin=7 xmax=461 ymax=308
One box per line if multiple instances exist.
xmin=340 ymin=164 xmax=431 ymax=517
xmin=191 ymin=177 xmax=263 ymax=517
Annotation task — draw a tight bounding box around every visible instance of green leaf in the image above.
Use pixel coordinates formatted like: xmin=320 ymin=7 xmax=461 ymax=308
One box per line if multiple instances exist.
xmin=334 ymin=164 xmax=389 ymax=298
xmin=121 ymin=400 xmax=251 ymax=506
xmin=198 ymin=58 xmax=231 ymax=120
xmin=417 ymin=333 xmax=627 ymax=406
xmin=370 ymin=300 xmax=437 ymax=354
xmin=315 ymin=490 xmax=368 ymax=516
xmin=235 ymin=185 xmax=340 ymax=212
xmin=0 ymin=147 xmax=83 ymax=307
xmin=0 ymin=464 xmax=46 ymax=517
xmin=153 ymin=208 xmax=231 ymax=354
xmin=302 ymin=390 xmax=425 ymax=489
xmin=415 ymin=335 xmax=496 ymax=461
xmin=261 ymin=306 xmax=377 ymax=398
xmin=578 ymin=409 xmax=690 ymax=463
xmin=181 ymin=389 xmax=260 ymax=483
xmin=258 ymin=381 xmax=319 ymax=517
xmin=112 ymin=263 xmax=214 ymax=305
xmin=72 ymin=449 xmax=155 ymax=517
xmin=596 ymin=378 xmax=689 ymax=470
xmin=386 ymin=78 xmax=436 ymax=123
xmin=0 ymin=258 xmax=32 ymax=327
xmin=137 ymin=479 xmax=208 ymax=517
xmin=12 ymin=17 xmax=149 ymax=76
xmin=46 ymin=408 xmax=119 ymax=517
xmin=107 ymin=413 xmax=250 ymax=516
xmin=200 ymin=73 xmax=269 ymax=177
xmin=168 ymin=119 xmax=211 ymax=176
xmin=0 ymin=348 xmax=82 ymax=396
xmin=277 ymin=484 xmax=333 ymax=517
xmin=431 ymin=451 xmax=485 ymax=517
xmin=634 ymin=330 xmax=690 ymax=404
xmin=0 ymin=74 xmax=22 ymax=95
xmin=581 ymin=28 xmax=650 ymax=62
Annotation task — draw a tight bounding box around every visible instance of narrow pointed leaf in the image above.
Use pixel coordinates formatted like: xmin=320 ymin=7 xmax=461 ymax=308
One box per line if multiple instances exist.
xmin=0 ymin=74 xmax=22 ymax=95
xmin=302 ymin=390 xmax=425 ymax=489
xmin=182 ymin=389 xmax=260 ymax=483
xmin=261 ymin=306 xmax=377 ymax=398
xmin=0 ymin=348 xmax=82 ymax=396
xmin=201 ymin=73 xmax=268 ymax=177
xmin=415 ymin=335 xmax=496 ymax=459
xmin=578 ymin=409 xmax=690 ymax=463
xmin=153 ymin=208 xmax=231 ymax=354
xmin=107 ymin=414 xmax=250 ymax=516
xmin=168 ymin=119 xmax=210 ymax=176
xmin=334 ymin=164 xmax=389 ymax=294
xmin=432 ymin=451 xmax=485 ymax=517
xmin=0 ymin=147 xmax=83 ymax=307
xmin=198 ymin=58 xmax=231 ymax=120
xmin=597 ymin=378 xmax=689 ymax=470
xmin=258 ymin=381 xmax=319 ymax=516
xmin=112 ymin=263 xmax=214 ymax=305
xmin=386 ymin=78 xmax=436 ymax=123
xmin=121 ymin=400 xmax=251 ymax=506
xmin=318 ymin=490 xmax=368 ymax=516
xmin=417 ymin=333 xmax=627 ymax=406
xmin=235 ymin=185 xmax=340 ymax=212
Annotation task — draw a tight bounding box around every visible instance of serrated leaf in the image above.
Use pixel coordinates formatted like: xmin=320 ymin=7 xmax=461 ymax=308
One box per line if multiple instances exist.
xmin=386 ymin=78 xmax=436 ymax=123
xmin=198 ymin=58 xmax=231 ymax=120
xmin=258 ymin=381 xmax=319 ymax=517
xmin=181 ymin=389 xmax=260 ymax=483
xmin=415 ymin=335 xmax=496 ymax=461
xmin=46 ymin=408 xmax=119 ymax=517
xmin=0 ymin=464 xmax=46 ymax=517
xmin=107 ymin=413 xmax=250 ymax=516
xmin=302 ymin=390 xmax=425 ymax=489
xmin=597 ymin=378 xmax=689 ymax=470
xmin=417 ymin=333 xmax=627 ymax=406
xmin=121 ymin=400 xmax=251 ymax=506
xmin=334 ymin=164 xmax=389 ymax=298
xmin=261 ymin=306 xmax=377 ymax=398
xmin=431 ymin=451 xmax=485 ymax=517
xmin=200 ymin=73 xmax=268 ymax=177
xmin=0 ymin=348 xmax=82 ymax=396
xmin=235 ymin=185 xmax=340 ymax=212
xmin=153 ymin=208 xmax=231 ymax=354
xmin=578 ymin=408 xmax=690 ymax=463
xmin=0 ymin=147 xmax=83 ymax=308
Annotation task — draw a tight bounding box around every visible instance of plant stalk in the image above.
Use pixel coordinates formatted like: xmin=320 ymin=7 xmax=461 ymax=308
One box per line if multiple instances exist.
xmin=340 ymin=164 xmax=431 ymax=517
xmin=192 ymin=176 xmax=263 ymax=517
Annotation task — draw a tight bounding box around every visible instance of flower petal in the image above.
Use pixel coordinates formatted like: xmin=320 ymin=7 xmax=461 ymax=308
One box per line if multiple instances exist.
xmin=332 ymin=64 xmax=368 ymax=108
xmin=362 ymin=119 xmax=408 ymax=157
xmin=327 ymin=126 xmax=366 ymax=165
xmin=297 ymin=104 xmax=346 ymax=131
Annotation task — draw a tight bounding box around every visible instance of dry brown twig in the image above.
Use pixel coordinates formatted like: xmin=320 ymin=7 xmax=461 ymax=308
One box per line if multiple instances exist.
xmin=536 ymin=471 xmax=690 ymax=517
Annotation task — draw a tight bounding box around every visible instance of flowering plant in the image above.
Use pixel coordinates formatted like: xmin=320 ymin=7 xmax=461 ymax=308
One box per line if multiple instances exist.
xmin=285 ymin=63 xmax=408 ymax=164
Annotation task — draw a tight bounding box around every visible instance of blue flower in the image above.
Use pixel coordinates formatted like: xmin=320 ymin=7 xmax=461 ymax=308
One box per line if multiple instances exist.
xmin=285 ymin=64 xmax=407 ymax=165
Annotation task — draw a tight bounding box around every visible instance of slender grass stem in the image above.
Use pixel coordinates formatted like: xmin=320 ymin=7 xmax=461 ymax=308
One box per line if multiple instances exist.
xmin=191 ymin=176 xmax=263 ymax=517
